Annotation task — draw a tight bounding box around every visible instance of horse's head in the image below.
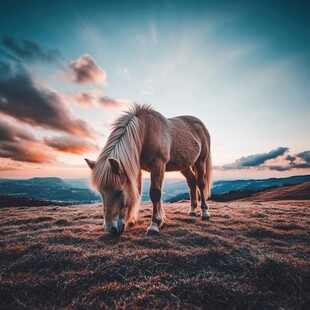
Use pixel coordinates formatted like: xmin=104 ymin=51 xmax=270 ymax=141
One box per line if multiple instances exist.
xmin=85 ymin=157 xmax=135 ymax=236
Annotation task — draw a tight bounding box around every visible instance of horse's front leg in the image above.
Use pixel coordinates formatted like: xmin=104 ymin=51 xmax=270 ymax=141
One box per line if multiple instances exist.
xmin=127 ymin=170 xmax=142 ymax=228
xmin=146 ymin=162 xmax=166 ymax=235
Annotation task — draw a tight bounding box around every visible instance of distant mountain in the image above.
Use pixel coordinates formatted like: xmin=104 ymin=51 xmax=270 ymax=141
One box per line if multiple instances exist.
xmin=151 ymin=179 xmax=188 ymax=202
xmin=211 ymin=175 xmax=310 ymax=195
xmin=0 ymin=177 xmax=100 ymax=204
xmin=0 ymin=175 xmax=309 ymax=206
xmin=0 ymin=177 xmax=187 ymax=205
xmin=63 ymin=178 xmax=90 ymax=188
xmin=166 ymin=175 xmax=310 ymax=202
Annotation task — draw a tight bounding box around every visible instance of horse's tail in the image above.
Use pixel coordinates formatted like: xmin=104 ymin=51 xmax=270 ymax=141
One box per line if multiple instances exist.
xmin=192 ymin=146 xmax=211 ymax=200
xmin=204 ymin=147 xmax=212 ymax=199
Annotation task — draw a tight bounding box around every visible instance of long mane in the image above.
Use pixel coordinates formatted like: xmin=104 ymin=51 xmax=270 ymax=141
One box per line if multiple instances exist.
xmin=91 ymin=104 xmax=150 ymax=198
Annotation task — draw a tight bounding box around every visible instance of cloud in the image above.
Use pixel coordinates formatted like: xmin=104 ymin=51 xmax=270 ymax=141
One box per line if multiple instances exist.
xmin=141 ymin=79 xmax=154 ymax=96
xmin=298 ymin=151 xmax=310 ymax=163
xmin=1 ymin=36 xmax=62 ymax=62
xmin=73 ymin=90 xmax=131 ymax=109
xmin=0 ymin=118 xmax=35 ymax=142
xmin=0 ymin=166 xmax=18 ymax=171
xmin=43 ymin=136 xmax=99 ymax=154
xmin=220 ymin=147 xmax=289 ymax=170
xmin=0 ymin=142 xmax=54 ymax=163
xmin=216 ymin=147 xmax=310 ymax=171
xmin=98 ymin=96 xmax=128 ymax=109
xmin=0 ymin=119 xmax=55 ymax=163
xmin=74 ymin=90 xmax=103 ymax=106
xmin=268 ymin=150 xmax=310 ymax=171
xmin=0 ymin=159 xmax=25 ymax=171
xmin=0 ymin=61 xmax=97 ymax=138
xmin=285 ymin=155 xmax=296 ymax=164
xmin=117 ymin=67 xmax=131 ymax=81
xmin=68 ymin=54 xmax=107 ymax=85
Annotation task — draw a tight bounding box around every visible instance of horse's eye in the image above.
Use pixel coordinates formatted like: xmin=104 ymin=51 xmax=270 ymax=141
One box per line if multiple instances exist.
xmin=115 ymin=189 xmax=123 ymax=198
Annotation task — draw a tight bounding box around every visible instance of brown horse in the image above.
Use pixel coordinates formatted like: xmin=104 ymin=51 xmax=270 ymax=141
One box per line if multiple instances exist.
xmin=85 ymin=104 xmax=211 ymax=236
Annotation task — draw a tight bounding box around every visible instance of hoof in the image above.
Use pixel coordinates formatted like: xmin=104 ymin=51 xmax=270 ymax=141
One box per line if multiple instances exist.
xmin=188 ymin=210 xmax=197 ymax=216
xmin=201 ymin=214 xmax=211 ymax=221
xmin=128 ymin=220 xmax=136 ymax=228
xmin=109 ymin=226 xmax=119 ymax=236
xmin=146 ymin=224 xmax=160 ymax=236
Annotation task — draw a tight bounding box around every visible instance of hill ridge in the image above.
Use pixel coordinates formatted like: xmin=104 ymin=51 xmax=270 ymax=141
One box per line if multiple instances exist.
xmin=240 ymin=181 xmax=310 ymax=201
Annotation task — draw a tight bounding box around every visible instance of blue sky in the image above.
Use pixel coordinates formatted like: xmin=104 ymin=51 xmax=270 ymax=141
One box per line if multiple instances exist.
xmin=0 ymin=0 xmax=309 ymax=179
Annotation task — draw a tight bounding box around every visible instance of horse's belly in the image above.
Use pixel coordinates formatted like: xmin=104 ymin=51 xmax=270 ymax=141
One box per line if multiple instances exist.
xmin=166 ymin=138 xmax=201 ymax=171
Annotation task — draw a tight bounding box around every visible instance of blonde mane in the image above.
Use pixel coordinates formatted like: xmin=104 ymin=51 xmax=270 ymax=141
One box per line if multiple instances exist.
xmin=91 ymin=104 xmax=151 ymax=198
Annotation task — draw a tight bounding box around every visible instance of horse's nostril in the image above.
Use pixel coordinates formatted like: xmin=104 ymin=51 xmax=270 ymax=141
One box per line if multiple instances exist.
xmin=109 ymin=226 xmax=119 ymax=236
xmin=120 ymin=223 xmax=125 ymax=234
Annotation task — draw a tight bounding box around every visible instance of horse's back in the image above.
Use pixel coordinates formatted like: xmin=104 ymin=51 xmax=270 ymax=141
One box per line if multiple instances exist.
xmin=168 ymin=115 xmax=210 ymax=148
xmin=164 ymin=115 xmax=209 ymax=171
xmin=173 ymin=115 xmax=210 ymax=150
xmin=139 ymin=109 xmax=210 ymax=172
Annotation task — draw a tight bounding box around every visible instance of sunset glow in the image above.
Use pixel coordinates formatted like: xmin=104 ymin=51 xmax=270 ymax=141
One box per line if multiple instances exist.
xmin=0 ymin=1 xmax=309 ymax=179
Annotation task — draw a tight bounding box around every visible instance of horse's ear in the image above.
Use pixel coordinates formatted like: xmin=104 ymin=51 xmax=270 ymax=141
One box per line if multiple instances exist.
xmin=85 ymin=158 xmax=95 ymax=169
xmin=108 ymin=158 xmax=123 ymax=174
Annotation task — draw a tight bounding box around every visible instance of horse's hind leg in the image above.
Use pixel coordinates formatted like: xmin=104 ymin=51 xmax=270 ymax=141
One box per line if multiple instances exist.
xmin=181 ymin=168 xmax=198 ymax=216
xmin=195 ymin=159 xmax=211 ymax=221
xmin=146 ymin=161 xmax=166 ymax=235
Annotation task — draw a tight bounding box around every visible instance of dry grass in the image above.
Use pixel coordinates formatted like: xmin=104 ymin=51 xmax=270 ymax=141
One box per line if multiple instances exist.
xmin=0 ymin=200 xmax=309 ymax=309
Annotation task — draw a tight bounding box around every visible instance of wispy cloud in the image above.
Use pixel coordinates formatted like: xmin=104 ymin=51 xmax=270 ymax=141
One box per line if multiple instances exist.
xmin=150 ymin=24 xmax=158 ymax=46
xmin=43 ymin=136 xmax=99 ymax=154
xmin=73 ymin=90 xmax=131 ymax=109
xmin=141 ymin=79 xmax=154 ymax=96
xmin=0 ymin=61 xmax=97 ymax=138
xmin=98 ymin=96 xmax=129 ymax=109
xmin=0 ymin=165 xmax=18 ymax=171
xmin=0 ymin=159 xmax=24 ymax=172
xmin=74 ymin=90 xmax=103 ymax=106
xmin=1 ymin=36 xmax=62 ymax=63
xmin=117 ymin=67 xmax=131 ymax=81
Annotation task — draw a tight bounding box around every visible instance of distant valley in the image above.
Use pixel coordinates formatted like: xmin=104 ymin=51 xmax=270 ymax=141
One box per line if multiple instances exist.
xmin=0 ymin=175 xmax=310 ymax=207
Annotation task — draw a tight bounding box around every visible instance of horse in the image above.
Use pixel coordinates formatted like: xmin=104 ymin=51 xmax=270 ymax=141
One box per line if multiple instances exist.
xmin=85 ymin=104 xmax=212 ymax=236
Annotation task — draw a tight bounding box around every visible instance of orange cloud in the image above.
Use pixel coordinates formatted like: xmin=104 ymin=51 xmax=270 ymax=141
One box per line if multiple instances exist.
xmin=0 ymin=165 xmax=19 ymax=171
xmin=0 ymin=119 xmax=55 ymax=163
xmin=43 ymin=136 xmax=99 ymax=154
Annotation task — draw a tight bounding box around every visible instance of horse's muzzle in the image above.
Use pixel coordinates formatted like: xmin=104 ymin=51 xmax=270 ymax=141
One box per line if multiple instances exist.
xmin=109 ymin=219 xmax=125 ymax=236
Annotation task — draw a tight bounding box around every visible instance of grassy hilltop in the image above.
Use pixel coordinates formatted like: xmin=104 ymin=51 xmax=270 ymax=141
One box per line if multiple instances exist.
xmin=0 ymin=199 xmax=309 ymax=309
